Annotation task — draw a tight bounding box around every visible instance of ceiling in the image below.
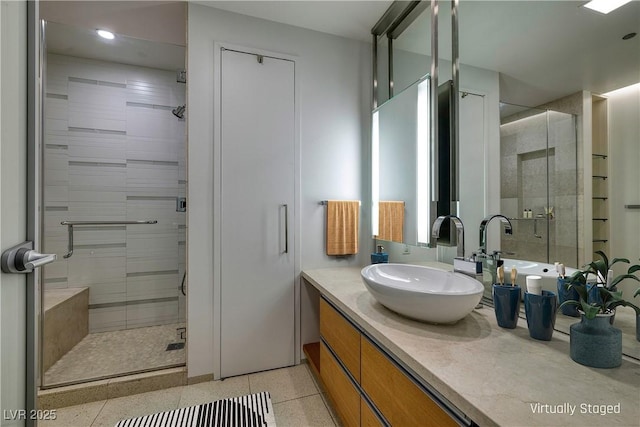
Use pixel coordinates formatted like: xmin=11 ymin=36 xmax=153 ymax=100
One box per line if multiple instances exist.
xmin=195 ymin=1 xmax=393 ymax=43
xmin=42 ymin=0 xmax=639 ymax=106
xmin=41 ymin=1 xmax=186 ymax=46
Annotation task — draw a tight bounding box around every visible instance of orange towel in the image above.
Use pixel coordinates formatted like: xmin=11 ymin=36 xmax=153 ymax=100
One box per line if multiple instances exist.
xmin=377 ymin=201 xmax=404 ymax=243
xmin=326 ymin=200 xmax=359 ymax=256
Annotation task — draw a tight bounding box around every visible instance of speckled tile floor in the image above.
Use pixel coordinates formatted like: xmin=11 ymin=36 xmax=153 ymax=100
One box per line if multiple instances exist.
xmin=45 ymin=323 xmax=186 ymax=386
xmin=40 ymin=364 xmax=340 ymax=427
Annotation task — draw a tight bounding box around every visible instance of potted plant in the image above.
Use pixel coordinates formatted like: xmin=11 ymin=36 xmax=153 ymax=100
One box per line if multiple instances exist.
xmin=559 ymin=251 xmax=640 ymax=368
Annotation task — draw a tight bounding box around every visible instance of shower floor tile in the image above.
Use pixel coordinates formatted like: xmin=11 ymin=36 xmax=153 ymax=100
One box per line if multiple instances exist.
xmin=44 ymin=323 xmax=186 ymax=386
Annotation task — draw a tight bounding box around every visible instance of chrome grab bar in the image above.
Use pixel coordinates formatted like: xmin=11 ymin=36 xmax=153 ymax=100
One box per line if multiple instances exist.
xmin=60 ymin=220 xmax=158 ymax=226
xmin=61 ymin=220 xmax=158 ymax=259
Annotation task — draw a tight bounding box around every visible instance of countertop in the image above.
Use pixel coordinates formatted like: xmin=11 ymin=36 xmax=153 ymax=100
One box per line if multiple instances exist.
xmin=302 ymin=265 xmax=640 ymax=427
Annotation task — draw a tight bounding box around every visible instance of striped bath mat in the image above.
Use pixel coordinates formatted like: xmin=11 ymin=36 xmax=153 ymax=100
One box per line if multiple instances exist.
xmin=115 ymin=391 xmax=275 ymax=427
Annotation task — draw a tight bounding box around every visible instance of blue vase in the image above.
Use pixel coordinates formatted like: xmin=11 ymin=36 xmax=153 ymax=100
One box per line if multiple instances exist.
xmin=524 ymin=291 xmax=557 ymax=341
xmin=492 ymin=284 xmax=521 ymax=329
xmin=569 ymin=313 xmax=622 ymax=368
xmin=587 ymin=283 xmax=602 ymax=305
xmin=557 ymin=277 xmax=579 ymax=317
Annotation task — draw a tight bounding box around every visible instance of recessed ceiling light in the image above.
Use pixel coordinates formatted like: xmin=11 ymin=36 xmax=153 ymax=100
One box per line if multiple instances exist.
xmin=583 ymin=0 xmax=632 ymax=14
xmin=96 ymin=29 xmax=115 ymax=40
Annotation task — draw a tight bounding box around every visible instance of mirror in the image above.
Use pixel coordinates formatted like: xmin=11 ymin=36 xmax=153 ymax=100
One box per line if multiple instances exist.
xmin=374 ymin=1 xmax=490 ymax=255
xmin=376 ymin=79 xmax=422 ymax=246
xmin=376 ymin=77 xmax=486 ymax=253
xmin=372 ymin=0 xmax=639 ymax=359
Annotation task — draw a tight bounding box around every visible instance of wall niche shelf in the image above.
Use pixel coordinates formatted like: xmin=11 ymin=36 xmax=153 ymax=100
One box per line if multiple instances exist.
xmin=591 ymin=94 xmax=609 ymax=255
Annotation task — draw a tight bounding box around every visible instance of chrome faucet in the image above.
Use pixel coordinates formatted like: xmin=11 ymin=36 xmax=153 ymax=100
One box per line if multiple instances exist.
xmin=432 ymin=215 xmax=483 ymax=278
xmin=478 ymin=214 xmax=513 ymax=257
xmin=432 ymin=215 xmax=465 ymax=258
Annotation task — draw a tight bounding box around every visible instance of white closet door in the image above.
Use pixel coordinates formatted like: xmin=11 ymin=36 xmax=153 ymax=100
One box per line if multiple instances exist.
xmin=220 ymin=48 xmax=295 ymax=377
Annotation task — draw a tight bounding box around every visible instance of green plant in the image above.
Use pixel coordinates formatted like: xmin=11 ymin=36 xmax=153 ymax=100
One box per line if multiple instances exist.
xmin=559 ymin=251 xmax=640 ymax=319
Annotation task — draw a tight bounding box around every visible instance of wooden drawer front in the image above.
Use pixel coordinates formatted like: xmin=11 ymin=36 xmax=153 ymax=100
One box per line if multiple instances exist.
xmin=320 ymin=298 xmax=361 ymax=382
xmin=320 ymin=342 xmax=360 ymax=427
xmin=361 ymin=397 xmax=384 ymax=427
xmin=361 ymin=338 xmax=457 ymax=427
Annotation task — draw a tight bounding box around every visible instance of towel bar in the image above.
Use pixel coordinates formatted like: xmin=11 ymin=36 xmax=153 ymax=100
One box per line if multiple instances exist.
xmin=60 ymin=220 xmax=158 ymax=259
xmin=319 ymin=200 xmax=361 ymax=206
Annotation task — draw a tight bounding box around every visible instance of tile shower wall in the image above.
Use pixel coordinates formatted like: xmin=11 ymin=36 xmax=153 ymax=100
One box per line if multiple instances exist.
xmin=500 ymin=109 xmax=578 ymax=266
xmin=43 ymin=54 xmax=186 ymax=333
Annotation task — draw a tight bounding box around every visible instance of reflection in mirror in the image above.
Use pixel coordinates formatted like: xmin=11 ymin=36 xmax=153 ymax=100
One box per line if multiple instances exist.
xmin=376 ymin=81 xmax=418 ymax=245
xmin=498 ymin=102 xmax=579 ymax=267
xmin=375 ymin=76 xmax=486 ymax=255
xmin=374 ymin=75 xmax=430 ymax=246
xmin=373 ymin=1 xmax=500 ymax=257
xmin=493 ymin=103 xmax=640 ymax=360
xmin=391 ymin=2 xmax=432 ymax=96
xmin=376 ymin=35 xmax=390 ymax=105
xmin=373 ymin=0 xmax=639 ymax=359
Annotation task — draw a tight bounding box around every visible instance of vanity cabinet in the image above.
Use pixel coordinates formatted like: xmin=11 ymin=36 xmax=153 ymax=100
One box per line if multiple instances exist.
xmin=320 ymin=341 xmax=361 ymax=426
xmin=361 ymin=338 xmax=457 ymax=427
xmin=320 ymin=295 xmax=360 ymax=381
xmin=361 ymin=397 xmax=383 ymax=427
xmin=310 ymin=297 xmax=461 ymax=427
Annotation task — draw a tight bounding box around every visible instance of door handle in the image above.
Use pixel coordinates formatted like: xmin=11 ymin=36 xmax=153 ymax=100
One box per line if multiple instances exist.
xmin=282 ymin=204 xmax=289 ymax=254
xmin=1 ymin=241 xmax=57 ymax=274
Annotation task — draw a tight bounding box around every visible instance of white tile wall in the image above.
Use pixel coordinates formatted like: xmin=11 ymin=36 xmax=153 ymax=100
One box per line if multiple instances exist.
xmin=90 ymin=306 xmax=127 ymax=333
xmin=44 ymin=54 xmax=186 ymax=332
xmin=126 ymin=300 xmax=180 ymax=329
xmin=67 ymin=132 xmax=128 ymax=162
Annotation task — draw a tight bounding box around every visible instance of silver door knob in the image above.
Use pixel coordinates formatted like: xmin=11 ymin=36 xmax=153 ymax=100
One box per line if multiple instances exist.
xmin=1 ymin=241 xmax=57 ymax=274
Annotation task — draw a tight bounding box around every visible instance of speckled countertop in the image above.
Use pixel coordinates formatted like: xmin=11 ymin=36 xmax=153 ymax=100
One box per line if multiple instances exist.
xmin=302 ymin=265 xmax=640 ymax=427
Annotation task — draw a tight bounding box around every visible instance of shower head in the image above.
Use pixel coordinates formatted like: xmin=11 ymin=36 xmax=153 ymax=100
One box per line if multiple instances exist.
xmin=172 ymin=105 xmax=186 ymax=119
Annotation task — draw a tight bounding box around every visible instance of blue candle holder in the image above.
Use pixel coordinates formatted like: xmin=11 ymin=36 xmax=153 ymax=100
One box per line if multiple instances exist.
xmin=492 ymin=284 xmax=521 ymax=329
xmin=524 ymin=290 xmax=558 ymax=341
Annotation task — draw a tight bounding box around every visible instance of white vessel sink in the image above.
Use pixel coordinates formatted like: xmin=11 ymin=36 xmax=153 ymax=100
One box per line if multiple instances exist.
xmin=361 ymin=263 xmax=484 ymax=324
xmin=501 ymin=258 xmax=578 ymax=296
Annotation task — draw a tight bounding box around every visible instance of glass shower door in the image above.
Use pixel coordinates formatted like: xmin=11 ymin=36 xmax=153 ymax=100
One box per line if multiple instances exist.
xmin=499 ymin=103 xmax=578 ymax=267
xmin=40 ymin=21 xmax=187 ymax=388
xmin=546 ymin=110 xmax=579 ymax=267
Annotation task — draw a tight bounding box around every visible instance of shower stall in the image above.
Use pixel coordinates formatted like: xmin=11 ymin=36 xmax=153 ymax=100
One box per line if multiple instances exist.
xmin=40 ymin=22 xmax=187 ymax=388
xmin=498 ymin=103 xmax=579 ymax=268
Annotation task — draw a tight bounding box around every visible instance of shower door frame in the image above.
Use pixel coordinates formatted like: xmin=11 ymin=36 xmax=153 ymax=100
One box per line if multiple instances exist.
xmin=36 ymin=20 xmax=188 ymax=390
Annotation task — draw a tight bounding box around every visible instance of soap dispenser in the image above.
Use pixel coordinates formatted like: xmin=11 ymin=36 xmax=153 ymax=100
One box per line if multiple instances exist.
xmin=371 ymin=245 xmax=389 ymax=264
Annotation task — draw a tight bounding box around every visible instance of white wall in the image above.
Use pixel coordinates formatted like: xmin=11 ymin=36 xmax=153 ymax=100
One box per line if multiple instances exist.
xmin=187 ymin=4 xmax=371 ymax=378
xmin=608 ymin=84 xmax=640 ymax=297
xmin=43 ymin=54 xmax=186 ymax=333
